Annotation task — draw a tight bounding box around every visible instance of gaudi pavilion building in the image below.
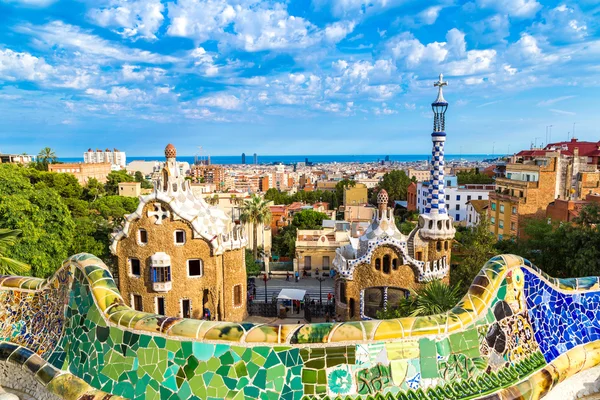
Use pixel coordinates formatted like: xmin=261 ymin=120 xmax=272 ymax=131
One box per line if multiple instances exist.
xmin=333 ymin=75 xmax=456 ymax=320
xmin=110 ymin=144 xmax=248 ymax=322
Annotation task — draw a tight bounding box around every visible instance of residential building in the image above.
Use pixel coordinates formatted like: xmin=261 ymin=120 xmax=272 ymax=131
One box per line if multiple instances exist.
xmin=84 ymin=148 xmax=126 ymax=169
xmin=49 ymin=162 xmax=112 ymax=185
xmin=407 ymin=182 xmax=417 ymax=212
xmin=546 ymin=193 xmax=600 ymax=223
xmin=466 ymin=199 xmax=488 ymax=227
xmin=343 ymin=183 xmax=368 ymax=206
xmin=0 ymin=153 xmax=35 ymax=164
xmin=110 ymin=144 xmax=248 ymax=322
xmin=269 ymin=205 xmax=289 ymax=235
xmin=406 ymin=169 xmax=431 ymax=182
xmin=486 ymin=145 xmax=595 ymax=239
xmin=190 ymin=164 xmax=225 ymax=189
xmin=295 ymin=225 xmax=351 ymax=276
xmin=118 ymin=182 xmax=141 ymax=197
xmin=316 ymin=181 xmax=337 ymax=192
xmin=340 ymin=205 xmax=376 ymax=223
xmin=417 ymin=176 xmax=494 ymax=223
xmin=333 ymin=75 xmax=454 ymax=320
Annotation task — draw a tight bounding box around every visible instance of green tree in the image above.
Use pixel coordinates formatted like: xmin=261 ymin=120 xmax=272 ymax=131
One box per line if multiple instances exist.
xmin=36 ymin=147 xmax=58 ymax=171
xmin=574 ymin=203 xmax=600 ymax=227
xmin=245 ymin=249 xmax=262 ymax=277
xmin=452 ymin=216 xmax=496 ymax=292
xmin=377 ymin=280 xmax=462 ymax=319
xmin=272 ymin=209 xmax=328 ymax=258
xmin=376 ymin=171 xmax=414 ymax=205
xmin=0 ymin=165 xmax=75 ymax=277
xmin=105 ymin=170 xmax=135 ymax=194
xmin=240 ymin=195 xmax=272 ymax=260
xmin=0 ymin=229 xmax=30 ymax=275
xmin=91 ymin=196 xmax=140 ymax=225
xmin=84 ymin=178 xmax=106 ymax=201
xmin=456 ymin=169 xmax=494 ymax=185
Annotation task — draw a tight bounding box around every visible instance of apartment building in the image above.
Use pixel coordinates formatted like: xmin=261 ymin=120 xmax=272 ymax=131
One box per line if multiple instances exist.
xmin=84 ymin=148 xmax=126 ymax=169
xmin=295 ymin=225 xmax=351 ymax=276
xmin=0 ymin=153 xmax=35 ymax=164
xmin=343 ymin=183 xmax=368 ymax=206
xmin=49 ymin=162 xmax=112 ymax=185
xmin=417 ymin=176 xmax=494 ymax=223
xmin=190 ymin=164 xmax=225 ymax=188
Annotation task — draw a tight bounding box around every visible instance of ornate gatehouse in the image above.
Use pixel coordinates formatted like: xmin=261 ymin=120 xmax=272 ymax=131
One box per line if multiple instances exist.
xmin=333 ymin=75 xmax=456 ymax=320
xmin=110 ymin=144 xmax=248 ymax=322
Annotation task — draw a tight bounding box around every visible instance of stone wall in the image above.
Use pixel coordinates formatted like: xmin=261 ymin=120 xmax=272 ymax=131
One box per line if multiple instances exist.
xmin=0 ymin=362 xmax=58 ymax=400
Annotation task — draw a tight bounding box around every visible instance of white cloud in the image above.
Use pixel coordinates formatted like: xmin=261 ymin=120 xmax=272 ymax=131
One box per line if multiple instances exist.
xmin=197 ymin=93 xmax=241 ymax=109
xmin=1 ymin=0 xmax=55 ymax=7
xmin=388 ymin=33 xmax=448 ymax=68
xmin=550 ymin=108 xmax=575 ymax=116
xmin=167 ymin=0 xmax=236 ymax=43
xmin=122 ymin=65 xmax=166 ymax=81
xmin=88 ymin=0 xmax=165 ymax=40
xmin=445 ymin=49 xmax=496 ymax=75
xmin=476 ymin=0 xmax=541 ymax=18
xmin=85 ymin=86 xmax=150 ymax=102
xmin=16 ymin=21 xmax=177 ymax=64
xmin=537 ymin=95 xmax=575 ymax=106
xmin=167 ymin=0 xmax=353 ymax=52
xmin=507 ymin=33 xmax=559 ymax=65
xmin=533 ymin=4 xmax=588 ymax=43
xmin=470 ymin=14 xmax=510 ymax=45
xmin=324 ymin=20 xmax=356 ymax=43
xmin=418 ymin=6 xmax=443 ymax=25
xmin=0 ymin=48 xmax=53 ymax=82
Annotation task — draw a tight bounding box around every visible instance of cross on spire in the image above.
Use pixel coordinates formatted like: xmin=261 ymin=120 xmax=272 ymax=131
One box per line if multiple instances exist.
xmin=433 ymin=73 xmax=448 ymax=104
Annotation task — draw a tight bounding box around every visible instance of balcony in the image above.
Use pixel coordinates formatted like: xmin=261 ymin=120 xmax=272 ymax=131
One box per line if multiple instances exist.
xmin=153 ymin=281 xmax=172 ymax=292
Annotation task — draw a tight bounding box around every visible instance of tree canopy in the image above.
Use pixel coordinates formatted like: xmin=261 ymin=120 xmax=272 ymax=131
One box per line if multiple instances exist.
xmin=456 ymin=169 xmax=494 ymax=185
xmin=105 ymin=170 xmax=135 ymax=194
xmin=374 ymin=170 xmax=414 ymax=205
xmin=272 ymin=209 xmax=329 ymax=258
xmin=0 ymin=163 xmax=138 ymax=277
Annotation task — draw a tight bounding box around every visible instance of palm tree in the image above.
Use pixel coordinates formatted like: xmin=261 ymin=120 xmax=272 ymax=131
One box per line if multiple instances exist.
xmin=0 ymin=229 xmax=30 ymax=275
xmin=37 ymin=147 xmax=58 ymax=170
xmin=377 ymin=280 xmax=462 ymax=319
xmin=240 ymin=195 xmax=272 ymax=260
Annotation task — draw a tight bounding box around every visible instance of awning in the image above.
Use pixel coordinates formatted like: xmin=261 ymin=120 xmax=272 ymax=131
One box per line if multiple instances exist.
xmin=277 ymin=289 xmax=307 ymax=301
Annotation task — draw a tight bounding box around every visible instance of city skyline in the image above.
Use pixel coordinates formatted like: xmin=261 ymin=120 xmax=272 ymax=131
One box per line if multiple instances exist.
xmin=0 ymin=0 xmax=599 ymax=157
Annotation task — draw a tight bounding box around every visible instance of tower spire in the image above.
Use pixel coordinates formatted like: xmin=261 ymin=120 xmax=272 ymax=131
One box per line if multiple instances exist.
xmin=418 ymin=74 xmax=455 ymax=241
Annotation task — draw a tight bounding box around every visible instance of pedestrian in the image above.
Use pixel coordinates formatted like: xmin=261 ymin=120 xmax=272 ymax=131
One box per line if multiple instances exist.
xmin=295 ymin=270 xmax=299 ymax=282
xmin=327 ymin=292 xmax=332 ymax=303
xmin=286 ymin=272 xmax=290 ymax=281
xmin=325 ymin=313 xmax=330 ymax=323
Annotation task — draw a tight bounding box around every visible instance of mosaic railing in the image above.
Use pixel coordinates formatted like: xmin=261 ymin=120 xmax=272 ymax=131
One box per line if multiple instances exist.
xmin=1 ymin=253 xmax=600 ymax=399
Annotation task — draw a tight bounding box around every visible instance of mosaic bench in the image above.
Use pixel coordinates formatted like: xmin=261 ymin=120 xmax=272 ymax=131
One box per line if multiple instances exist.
xmin=1 ymin=253 xmax=600 ymax=400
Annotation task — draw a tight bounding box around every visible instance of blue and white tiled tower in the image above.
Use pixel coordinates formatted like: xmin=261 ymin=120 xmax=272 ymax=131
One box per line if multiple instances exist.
xmin=419 ymin=74 xmax=456 ymax=241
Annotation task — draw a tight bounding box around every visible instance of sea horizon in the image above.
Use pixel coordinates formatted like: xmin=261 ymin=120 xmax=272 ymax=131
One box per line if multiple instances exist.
xmin=59 ymin=153 xmax=498 ymax=165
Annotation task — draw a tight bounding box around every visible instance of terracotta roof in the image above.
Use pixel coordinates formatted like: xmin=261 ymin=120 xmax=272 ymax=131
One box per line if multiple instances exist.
xmin=467 ymin=199 xmax=488 ymax=214
xmin=517 ymin=139 xmax=600 ymax=158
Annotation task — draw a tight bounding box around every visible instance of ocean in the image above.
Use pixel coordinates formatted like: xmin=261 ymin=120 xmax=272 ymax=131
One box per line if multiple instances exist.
xmin=59 ymin=154 xmax=492 ymax=165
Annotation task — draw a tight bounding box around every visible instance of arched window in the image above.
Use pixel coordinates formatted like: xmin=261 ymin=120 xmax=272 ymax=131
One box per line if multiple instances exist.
xmin=375 ymin=258 xmax=381 ymax=270
xmin=436 ymin=241 xmax=442 ymax=251
xmin=444 ymin=241 xmax=449 ymax=250
xmin=392 ymin=258 xmax=398 ymax=270
xmin=383 ymin=254 xmax=391 ymax=274
xmin=349 ymin=298 xmax=355 ymax=319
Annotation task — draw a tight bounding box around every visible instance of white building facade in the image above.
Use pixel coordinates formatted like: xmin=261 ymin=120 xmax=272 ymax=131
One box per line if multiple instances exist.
xmin=417 ymin=176 xmax=494 ymax=224
xmin=84 ymin=149 xmax=126 ymax=169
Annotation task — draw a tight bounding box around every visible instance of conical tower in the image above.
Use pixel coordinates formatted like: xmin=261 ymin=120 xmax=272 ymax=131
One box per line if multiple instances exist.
xmin=418 ymin=74 xmax=456 ymax=241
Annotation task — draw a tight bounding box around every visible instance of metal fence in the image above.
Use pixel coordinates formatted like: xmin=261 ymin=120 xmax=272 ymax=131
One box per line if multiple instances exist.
xmin=304 ymin=303 xmax=335 ymax=323
xmin=247 ymin=302 xmax=278 ymax=317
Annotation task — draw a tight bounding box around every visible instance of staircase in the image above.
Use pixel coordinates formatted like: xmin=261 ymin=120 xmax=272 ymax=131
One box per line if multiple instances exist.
xmin=407 ymin=228 xmax=417 ymax=258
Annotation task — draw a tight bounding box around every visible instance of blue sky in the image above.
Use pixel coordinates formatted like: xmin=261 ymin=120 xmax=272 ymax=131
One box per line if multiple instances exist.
xmin=0 ymin=0 xmax=598 ymax=157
